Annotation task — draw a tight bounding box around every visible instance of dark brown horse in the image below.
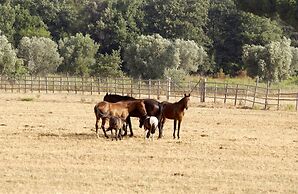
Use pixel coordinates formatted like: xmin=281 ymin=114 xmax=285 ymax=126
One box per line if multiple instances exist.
xmin=160 ymin=94 xmax=190 ymax=139
xmin=103 ymin=93 xmax=163 ymax=137
xmin=94 ymin=99 xmax=147 ymax=138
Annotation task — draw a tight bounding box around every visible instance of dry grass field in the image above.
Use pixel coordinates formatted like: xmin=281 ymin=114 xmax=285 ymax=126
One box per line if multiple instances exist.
xmin=0 ymin=93 xmax=297 ymax=193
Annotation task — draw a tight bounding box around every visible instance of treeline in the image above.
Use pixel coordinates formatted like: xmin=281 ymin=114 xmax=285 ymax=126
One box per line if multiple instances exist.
xmin=0 ymin=0 xmax=298 ymax=82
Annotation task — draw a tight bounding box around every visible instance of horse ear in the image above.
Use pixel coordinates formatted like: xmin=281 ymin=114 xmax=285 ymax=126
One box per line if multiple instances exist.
xmin=184 ymin=93 xmax=186 ymax=97
xmin=188 ymin=93 xmax=190 ymax=97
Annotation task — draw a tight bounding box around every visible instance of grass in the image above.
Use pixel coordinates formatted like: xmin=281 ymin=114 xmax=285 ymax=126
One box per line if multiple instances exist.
xmin=20 ymin=97 xmax=34 ymax=102
xmin=186 ymin=75 xmax=298 ymax=91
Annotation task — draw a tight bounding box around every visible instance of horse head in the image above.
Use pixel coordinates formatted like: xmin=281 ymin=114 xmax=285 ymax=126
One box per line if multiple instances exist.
xmin=183 ymin=93 xmax=190 ymax=110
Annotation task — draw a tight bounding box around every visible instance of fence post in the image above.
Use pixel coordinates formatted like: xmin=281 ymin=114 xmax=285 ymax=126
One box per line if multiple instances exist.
xmin=52 ymin=77 xmax=55 ymax=93
xmin=114 ymin=78 xmax=117 ymax=94
xmin=157 ymin=79 xmax=160 ymax=100
xmin=4 ymin=77 xmax=7 ymax=92
xmin=166 ymin=77 xmax=171 ymax=100
xmin=224 ymin=83 xmax=228 ymax=104
xmin=138 ymin=78 xmax=141 ymax=98
xmin=98 ymin=77 xmax=101 ymax=94
xmin=91 ymin=78 xmax=93 ymax=95
xmin=277 ymin=89 xmax=281 ymax=110
xmin=214 ymin=83 xmax=217 ymax=103
xmin=244 ymin=85 xmax=249 ymax=106
xmin=60 ymin=76 xmax=62 ymax=93
xmin=122 ymin=77 xmax=124 ymax=95
xmin=296 ymin=93 xmax=298 ymax=111
xmin=130 ymin=79 xmax=133 ymax=96
xmin=252 ymin=78 xmax=259 ymax=109
xmin=67 ymin=76 xmax=70 ymax=93
xmin=45 ymin=76 xmax=48 ymax=93
xmin=264 ymin=81 xmax=270 ymax=110
xmin=148 ymin=79 xmax=151 ymax=98
xmin=234 ymin=84 xmax=239 ymax=106
xmin=30 ymin=75 xmax=33 ymax=93
xmin=75 ymin=77 xmax=77 ymax=94
xmin=38 ymin=77 xmax=41 ymax=93
xmin=19 ymin=76 xmax=21 ymax=93
xmin=82 ymin=77 xmax=84 ymax=94
xmin=24 ymin=76 xmax=27 ymax=93
xmin=200 ymin=79 xmax=206 ymax=103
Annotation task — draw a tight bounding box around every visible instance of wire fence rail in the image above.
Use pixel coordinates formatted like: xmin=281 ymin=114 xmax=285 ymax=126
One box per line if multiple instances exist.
xmin=0 ymin=76 xmax=297 ymax=111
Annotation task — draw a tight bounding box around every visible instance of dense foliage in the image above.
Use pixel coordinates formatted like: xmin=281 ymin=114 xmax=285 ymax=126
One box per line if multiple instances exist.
xmin=1 ymin=0 xmax=298 ymax=82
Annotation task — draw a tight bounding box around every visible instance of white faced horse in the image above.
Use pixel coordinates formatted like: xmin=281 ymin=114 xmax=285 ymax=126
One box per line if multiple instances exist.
xmin=141 ymin=116 xmax=159 ymax=140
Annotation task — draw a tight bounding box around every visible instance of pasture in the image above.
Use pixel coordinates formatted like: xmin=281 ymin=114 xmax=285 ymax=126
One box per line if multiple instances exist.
xmin=0 ymin=93 xmax=297 ymax=193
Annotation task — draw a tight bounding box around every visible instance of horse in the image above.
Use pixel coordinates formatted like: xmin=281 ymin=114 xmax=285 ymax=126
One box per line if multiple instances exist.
xmin=141 ymin=116 xmax=159 ymax=140
xmin=160 ymin=94 xmax=190 ymax=139
xmin=107 ymin=116 xmax=125 ymax=140
xmin=103 ymin=93 xmax=163 ymax=137
xmin=94 ymin=99 xmax=147 ymax=138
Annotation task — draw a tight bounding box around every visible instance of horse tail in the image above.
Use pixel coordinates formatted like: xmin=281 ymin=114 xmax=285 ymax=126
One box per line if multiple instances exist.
xmin=157 ymin=102 xmax=163 ymax=121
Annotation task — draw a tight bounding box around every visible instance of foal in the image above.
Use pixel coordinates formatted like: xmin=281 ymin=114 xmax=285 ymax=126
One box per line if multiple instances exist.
xmin=107 ymin=116 xmax=125 ymax=140
xmin=160 ymin=94 xmax=190 ymax=139
xmin=140 ymin=116 xmax=159 ymax=140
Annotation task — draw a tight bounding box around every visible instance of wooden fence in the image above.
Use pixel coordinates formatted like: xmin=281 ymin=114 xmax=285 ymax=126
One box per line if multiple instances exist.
xmin=0 ymin=76 xmax=297 ymax=111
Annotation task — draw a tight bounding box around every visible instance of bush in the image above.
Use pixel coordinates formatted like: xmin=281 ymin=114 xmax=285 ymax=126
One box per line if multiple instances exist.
xmin=58 ymin=33 xmax=99 ymax=76
xmin=17 ymin=36 xmax=62 ymax=75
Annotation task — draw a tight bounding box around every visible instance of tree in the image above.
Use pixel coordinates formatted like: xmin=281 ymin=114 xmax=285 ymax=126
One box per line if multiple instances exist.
xmin=207 ymin=0 xmax=244 ymax=75
xmin=143 ymin=0 xmax=210 ymax=46
xmin=17 ymin=36 xmax=62 ymax=75
xmin=123 ymin=34 xmax=177 ymax=79
xmin=290 ymin=47 xmax=298 ymax=76
xmin=243 ymin=38 xmax=293 ymax=82
xmin=83 ymin=0 xmax=144 ymax=54
xmin=123 ymin=34 xmax=208 ymax=79
xmin=91 ymin=50 xmax=123 ymax=77
xmin=241 ymin=12 xmax=283 ymax=46
xmin=13 ymin=5 xmax=51 ymax=45
xmin=0 ymin=34 xmax=25 ymax=77
xmin=0 ymin=4 xmax=16 ymax=43
xmin=58 ymin=33 xmax=99 ymax=76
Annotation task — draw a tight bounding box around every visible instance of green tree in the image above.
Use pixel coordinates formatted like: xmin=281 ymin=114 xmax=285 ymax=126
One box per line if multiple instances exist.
xmin=91 ymin=50 xmax=123 ymax=78
xmin=13 ymin=5 xmax=51 ymax=45
xmin=0 ymin=4 xmax=16 ymax=43
xmin=58 ymin=33 xmax=99 ymax=76
xmin=241 ymin=12 xmax=283 ymax=45
xmin=143 ymin=0 xmax=210 ymax=46
xmin=0 ymin=34 xmax=25 ymax=77
xmin=123 ymin=34 xmax=208 ymax=79
xmin=290 ymin=47 xmax=298 ymax=76
xmin=17 ymin=36 xmax=62 ymax=75
xmin=173 ymin=39 xmax=208 ymax=74
xmin=243 ymin=38 xmax=293 ymax=82
xmin=207 ymin=0 xmax=243 ymax=75
xmin=123 ymin=34 xmax=177 ymax=79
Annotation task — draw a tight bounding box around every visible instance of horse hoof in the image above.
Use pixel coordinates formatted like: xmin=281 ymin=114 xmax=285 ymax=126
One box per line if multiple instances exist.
xmin=129 ymin=134 xmax=134 ymax=137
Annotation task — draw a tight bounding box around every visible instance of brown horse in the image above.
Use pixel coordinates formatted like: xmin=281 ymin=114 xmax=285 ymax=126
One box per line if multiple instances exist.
xmin=94 ymin=100 xmax=147 ymax=138
xmin=160 ymin=94 xmax=190 ymax=139
xmin=103 ymin=93 xmax=163 ymax=137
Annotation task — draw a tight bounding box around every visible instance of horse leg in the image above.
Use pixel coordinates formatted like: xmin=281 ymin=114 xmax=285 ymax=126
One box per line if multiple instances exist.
xmin=115 ymin=128 xmax=118 ymax=141
xmin=177 ymin=120 xmax=181 ymax=139
xmin=127 ymin=117 xmax=134 ymax=137
xmin=158 ymin=118 xmax=165 ymax=139
xmin=95 ymin=117 xmax=99 ymax=138
xmin=101 ymin=118 xmax=108 ymax=138
xmin=173 ymin=119 xmax=177 ymax=139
